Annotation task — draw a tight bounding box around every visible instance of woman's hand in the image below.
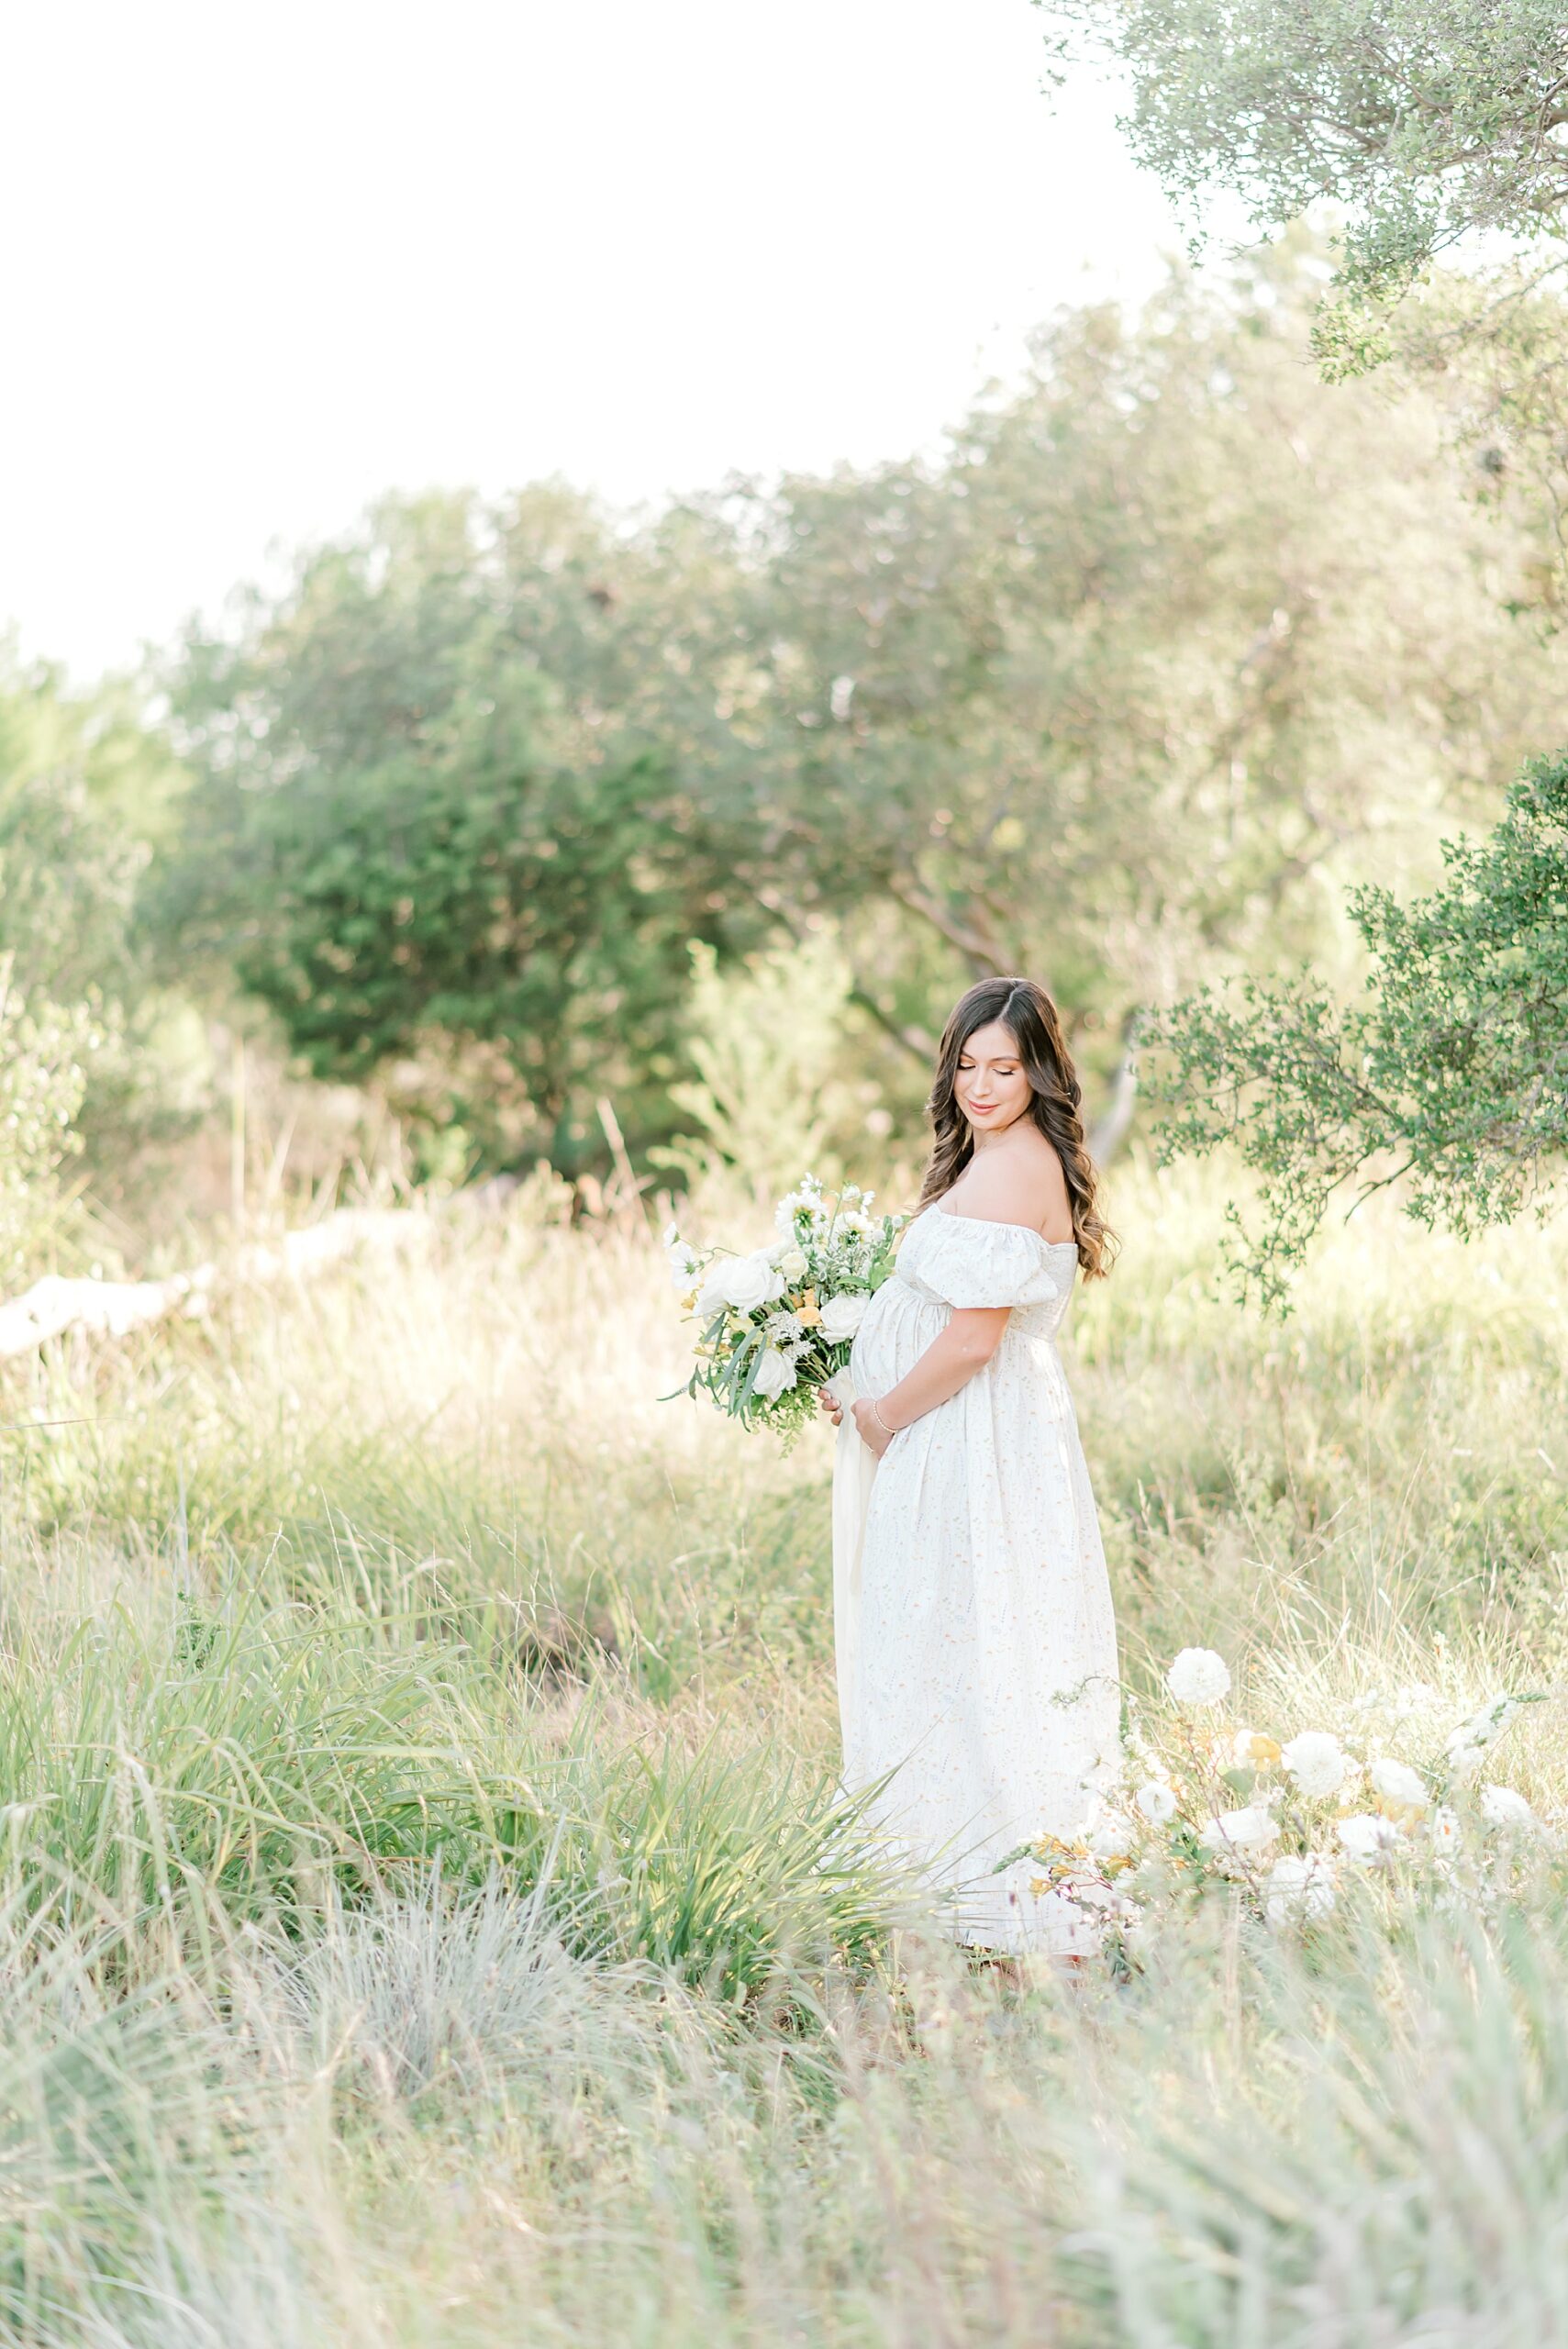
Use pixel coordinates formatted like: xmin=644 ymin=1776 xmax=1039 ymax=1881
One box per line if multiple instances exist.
xmin=817 ymin=1386 xmax=844 ymax=1428
xmin=851 ymin=1397 xmax=898 ymax=1459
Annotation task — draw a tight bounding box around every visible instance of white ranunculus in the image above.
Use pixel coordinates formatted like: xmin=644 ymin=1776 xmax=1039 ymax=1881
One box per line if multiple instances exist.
xmin=1135 ymin=1779 xmax=1177 ymax=1825
xmin=1370 ymin=1757 xmax=1429 ymax=1814
xmin=717 ymin=1252 xmax=784 ymax=1314
xmin=1281 ymin=1731 xmax=1349 ymax=1799
xmin=1479 ymin=1783 xmax=1535 ymax=1830
xmin=1337 ymin=1812 xmax=1401 ymax=1863
xmin=1264 ymin=1854 xmax=1338 ymax=1927
xmin=1199 ymin=1805 xmax=1278 ymax=1854
xmin=819 ymin=1290 xmax=868 ymax=1343
xmin=1165 ymin=1647 xmax=1231 ymax=1708
xmin=751 ymin=1347 xmax=798 ymax=1400
xmin=775 ymin=1245 xmax=808 ymax=1282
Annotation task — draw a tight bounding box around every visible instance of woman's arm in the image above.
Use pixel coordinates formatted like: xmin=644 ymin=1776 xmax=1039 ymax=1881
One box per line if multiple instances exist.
xmin=821 ymin=1307 xmax=1009 ymax=1457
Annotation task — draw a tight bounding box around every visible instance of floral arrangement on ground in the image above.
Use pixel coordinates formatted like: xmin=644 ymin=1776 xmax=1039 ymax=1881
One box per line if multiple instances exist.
xmin=1012 ymin=1647 xmax=1556 ymax=1960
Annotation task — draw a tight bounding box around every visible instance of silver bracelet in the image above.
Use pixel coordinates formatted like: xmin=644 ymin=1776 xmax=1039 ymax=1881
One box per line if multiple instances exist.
xmin=871 ymin=1397 xmax=895 ymax=1436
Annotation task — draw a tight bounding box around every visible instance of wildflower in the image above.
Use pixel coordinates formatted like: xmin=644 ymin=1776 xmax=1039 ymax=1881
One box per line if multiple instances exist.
xmin=1337 ymin=1812 xmax=1401 ymax=1864
xmin=1429 ymin=1806 xmax=1462 ymax=1853
xmin=1231 ymin=1728 xmax=1282 ymax=1767
xmin=1281 ymin=1730 xmax=1348 ymax=1798
xmin=1264 ymin=1854 xmax=1338 ymax=1926
xmin=1135 ymin=1779 xmax=1177 ymax=1825
xmin=1166 ymin=1648 xmax=1231 ymax=1707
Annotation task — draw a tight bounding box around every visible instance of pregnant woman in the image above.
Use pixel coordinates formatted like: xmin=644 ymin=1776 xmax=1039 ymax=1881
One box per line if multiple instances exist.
xmin=822 ymin=975 xmax=1121 ymax=1957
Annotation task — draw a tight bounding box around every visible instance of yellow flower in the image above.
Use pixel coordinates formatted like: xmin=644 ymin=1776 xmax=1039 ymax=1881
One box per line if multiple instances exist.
xmin=795 ymin=1286 xmax=824 ymax=1330
xmin=681 ymin=1290 xmax=698 ymax=1313
xmin=1233 ymin=1730 xmax=1282 ymax=1767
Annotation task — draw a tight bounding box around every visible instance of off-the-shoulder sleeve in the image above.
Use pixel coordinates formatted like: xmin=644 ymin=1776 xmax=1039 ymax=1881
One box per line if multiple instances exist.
xmin=915 ymin=1215 xmax=1067 ymax=1309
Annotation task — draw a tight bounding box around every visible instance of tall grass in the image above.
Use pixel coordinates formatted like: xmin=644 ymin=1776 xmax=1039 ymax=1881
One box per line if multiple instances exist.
xmin=0 ymin=1155 xmax=1562 ymax=2339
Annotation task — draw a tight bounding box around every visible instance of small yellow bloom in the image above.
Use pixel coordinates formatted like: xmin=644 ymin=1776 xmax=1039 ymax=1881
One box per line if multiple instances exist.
xmin=795 ymin=1286 xmax=824 ymax=1330
xmin=681 ymin=1291 xmax=698 ymax=1313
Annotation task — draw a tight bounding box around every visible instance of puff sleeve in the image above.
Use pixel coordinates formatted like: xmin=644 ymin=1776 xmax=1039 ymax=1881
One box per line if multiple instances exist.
xmin=910 ymin=1213 xmax=1068 ymax=1309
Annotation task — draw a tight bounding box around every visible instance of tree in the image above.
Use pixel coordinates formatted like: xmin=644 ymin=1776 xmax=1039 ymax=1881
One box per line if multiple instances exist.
xmin=162 ymin=497 xmax=767 ymax=1170
xmin=1148 ymin=749 xmax=1568 ymax=1307
xmin=1045 ymin=0 xmax=1568 ymax=333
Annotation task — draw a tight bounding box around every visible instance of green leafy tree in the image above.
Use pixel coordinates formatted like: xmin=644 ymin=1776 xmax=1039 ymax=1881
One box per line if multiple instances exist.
xmin=1149 ymin=750 xmax=1568 ymax=1307
xmin=163 ymin=499 xmax=765 ymax=1169
xmin=1045 ymin=1 xmax=1568 ymax=327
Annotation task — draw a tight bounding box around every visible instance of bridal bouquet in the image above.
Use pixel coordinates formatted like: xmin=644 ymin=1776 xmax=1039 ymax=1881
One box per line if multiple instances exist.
xmin=664 ymin=1174 xmax=906 ymax=1442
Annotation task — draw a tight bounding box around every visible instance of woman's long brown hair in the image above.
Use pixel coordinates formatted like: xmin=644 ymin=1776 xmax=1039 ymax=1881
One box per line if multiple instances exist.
xmin=914 ymin=976 xmax=1118 ymax=1279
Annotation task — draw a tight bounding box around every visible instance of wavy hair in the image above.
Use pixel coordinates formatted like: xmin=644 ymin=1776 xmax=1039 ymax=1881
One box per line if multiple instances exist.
xmin=914 ymin=975 xmax=1118 ymax=1279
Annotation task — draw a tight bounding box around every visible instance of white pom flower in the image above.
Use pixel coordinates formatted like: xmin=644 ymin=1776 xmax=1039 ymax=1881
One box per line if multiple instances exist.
xmin=819 ymin=1291 xmax=868 ymax=1343
xmin=1281 ymin=1731 xmax=1349 ymax=1798
xmin=1134 ymin=1779 xmax=1177 ymax=1825
xmin=1199 ymin=1805 xmax=1278 ymax=1854
xmin=1370 ymin=1757 xmax=1429 ymax=1815
xmin=1165 ymin=1648 xmax=1231 ymax=1708
xmin=1264 ymin=1854 xmax=1338 ymax=1926
xmin=1337 ymin=1812 xmax=1401 ymax=1863
xmin=1479 ymin=1784 xmax=1535 ymax=1830
xmin=751 ymin=1347 xmax=798 ymax=1400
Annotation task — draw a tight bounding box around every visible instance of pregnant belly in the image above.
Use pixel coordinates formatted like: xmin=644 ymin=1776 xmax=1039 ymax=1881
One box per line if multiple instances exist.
xmin=850 ymin=1278 xmax=947 ymax=1396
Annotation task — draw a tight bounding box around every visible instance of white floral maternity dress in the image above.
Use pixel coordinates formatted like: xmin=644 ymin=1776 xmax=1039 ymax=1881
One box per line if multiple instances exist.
xmin=832 ymin=1203 xmax=1120 ymax=1953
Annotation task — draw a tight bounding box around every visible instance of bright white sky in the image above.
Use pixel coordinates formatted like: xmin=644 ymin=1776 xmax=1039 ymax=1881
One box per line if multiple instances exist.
xmin=1 ymin=0 xmax=1187 ymax=683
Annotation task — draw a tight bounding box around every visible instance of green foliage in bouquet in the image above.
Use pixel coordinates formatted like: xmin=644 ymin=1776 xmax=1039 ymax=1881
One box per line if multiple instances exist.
xmin=667 ymin=1176 xmax=906 ymax=1445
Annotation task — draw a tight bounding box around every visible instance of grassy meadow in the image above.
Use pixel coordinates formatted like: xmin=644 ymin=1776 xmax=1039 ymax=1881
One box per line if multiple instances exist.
xmin=0 ymin=1153 xmax=1563 ymax=2344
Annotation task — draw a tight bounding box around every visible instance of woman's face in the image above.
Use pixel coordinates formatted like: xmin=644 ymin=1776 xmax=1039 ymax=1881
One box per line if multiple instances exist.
xmin=953 ymin=1019 xmax=1033 ymax=1140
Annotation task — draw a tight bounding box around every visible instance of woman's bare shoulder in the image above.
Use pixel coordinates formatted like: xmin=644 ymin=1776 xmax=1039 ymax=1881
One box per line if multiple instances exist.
xmin=951 ymin=1132 xmax=1071 ymax=1237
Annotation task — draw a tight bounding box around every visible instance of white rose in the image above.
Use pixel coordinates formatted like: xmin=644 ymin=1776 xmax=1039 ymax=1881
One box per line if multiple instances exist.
xmin=717 ymin=1252 xmax=784 ymax=1313
xmin=1370 ymin=1757 xmax=1429 ymax=1814
xmin=1135 ymin=1779 xmax=1177 ymax=1825
xmin=775 ymin=1245 xmax=808 ymax=1282
xmin=1479 ymin=1783 xmax=1535 ymax=1830
xmin=751 ymin=1347 xmax=798 ymax=1400
xmin=1264 ymin=1854 xmax=1337 ymax=1926
xmin=1337 ymin=1812 xmax=1400 ymax=1863
xmin=695 ymin=1271 xmax=732 ymax=1321
xmin=1281 ymin=1731 xmax=1348 ymax=1799
xmin=1199 ymin=1805 xmax=1277 ymax=1854
xmin=818 ymin=1290 xmax=868 ymax=1343
xmin=1165 ymin=1647 xmax=1231 ymax=1708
